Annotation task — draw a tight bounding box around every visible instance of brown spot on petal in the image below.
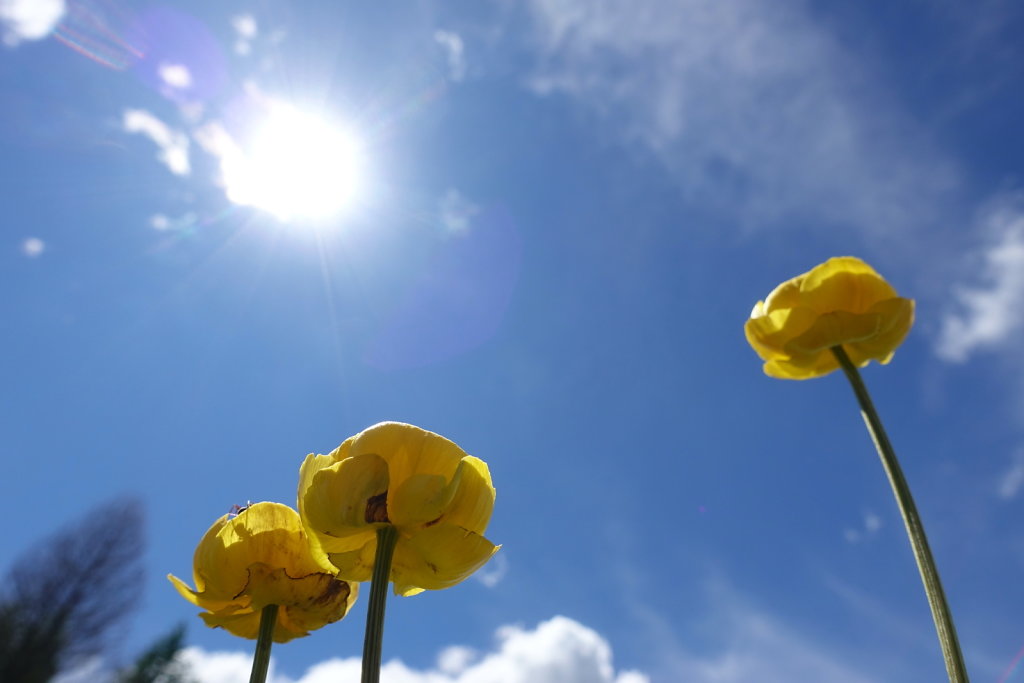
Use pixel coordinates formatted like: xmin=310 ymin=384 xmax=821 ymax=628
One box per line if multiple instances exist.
xmin=365 ymin=491 xmax=390 ymax=523
xmin=313 ymin=576 xmax=350 ymax=606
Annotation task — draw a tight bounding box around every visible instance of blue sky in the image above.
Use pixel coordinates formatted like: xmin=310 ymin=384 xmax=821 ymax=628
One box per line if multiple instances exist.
xmin=3 ymin=1 xmax=1024 ymax=681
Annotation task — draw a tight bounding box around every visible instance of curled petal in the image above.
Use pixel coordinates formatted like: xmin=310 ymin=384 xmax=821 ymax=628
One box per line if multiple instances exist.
xmin=299 ymin=453 xmax=388 ymax=553
xmin=442 ymin=457 xmax=495 ymax=535
xmin=169 ymin=502 xmax=356 ymax=641
xmin=390 ymin=523 xmax=499 ymax=595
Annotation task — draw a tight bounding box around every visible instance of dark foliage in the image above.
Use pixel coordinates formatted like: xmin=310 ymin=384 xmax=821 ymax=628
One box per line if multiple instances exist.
xmin=0 ymin=497 xmax=145 ymax=682
xmin=117 ymin=623 xmax=196 ymax=683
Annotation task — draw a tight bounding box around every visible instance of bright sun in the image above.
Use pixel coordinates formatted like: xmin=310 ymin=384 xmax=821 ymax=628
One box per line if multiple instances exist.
xmin=221 ymin=103 xmax=363 ymax=222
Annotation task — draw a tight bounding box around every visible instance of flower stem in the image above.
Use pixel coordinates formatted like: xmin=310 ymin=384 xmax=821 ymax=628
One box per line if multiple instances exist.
xmin=831 ymin=345 xmax=968 ymax=682
xmin=362 ymin=525 xmax=399 ymax=683
xmin=249 ymin=604 xmax=278 ymax=683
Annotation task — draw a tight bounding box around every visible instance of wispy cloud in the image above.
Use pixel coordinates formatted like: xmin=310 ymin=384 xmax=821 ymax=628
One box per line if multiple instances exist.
xmin=122 ymin=109 xmax=191 ymax=176
xmin=844 ymin=509 xmax=883 ymax=544
xmin=21 ymin=236 xmax=45 ymax=257
xmin=473 ymin=551 xmax=508 ymax=588
xmin=997 ymin=449 xmax=1024 ymax=500
xmin=435 ymin=30 xmax=467 ymax=82
xmin=177 ymin=616 xmax=646 ymax=683
xmin=232 ymin=14 xmax=258 ymax=56
xmin=623 ymin=579 xmax=878 ymax=682
xmin=438 ymin=188 xmax=480 ymax=236
xmin=522 ymin=0 xmax=958 ymax=235
xmin=1 ymin=0 xmax=64 ymax=45
xmin=158 ymin=62 xmax=193 ymax=90
xmin=937 ymin=201 xmax=1024 ymax=362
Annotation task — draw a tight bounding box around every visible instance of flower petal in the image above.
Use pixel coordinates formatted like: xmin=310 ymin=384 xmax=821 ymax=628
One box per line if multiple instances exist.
xmin=390 ymin=523 xmax=499 ymax=595
xmin=799 ymin=257 xmax=897 ymax=314
xmin=442 ymin=457 xmax=495 ymax=535
xmin=744 ymin=306 xmax=819 ymax=361
xmin=326 ymin=539 xmax=377 ymax=583
xmin=299 ymin=453 xmax=387 ymax=553
xmin=349 ymin=422 xmax=466 ymax=493
xmin=389 ymin=472 xmax=459 ymax=527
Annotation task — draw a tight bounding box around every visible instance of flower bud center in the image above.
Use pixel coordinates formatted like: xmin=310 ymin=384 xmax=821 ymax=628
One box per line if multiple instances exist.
xmin=365 ymin=491 xmax=390 ymax=523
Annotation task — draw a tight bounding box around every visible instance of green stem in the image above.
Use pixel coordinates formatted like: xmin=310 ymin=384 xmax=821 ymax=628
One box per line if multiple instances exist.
xmin=831 ymin=345 xmax=968 ymax=682
xmin=362 ymin=525 xmax=399 ymax=683
xmin=249 ymin=604 xmax=279 ymax=683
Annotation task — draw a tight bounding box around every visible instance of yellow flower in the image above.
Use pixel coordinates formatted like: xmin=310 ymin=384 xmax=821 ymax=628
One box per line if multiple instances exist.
xmin=745 ymin=256 xmax=915 ymax=380
xmin=298 ymin=422 xmax=499 ymax=597
xmin=168 ymin=502 xmax=357 ymax=643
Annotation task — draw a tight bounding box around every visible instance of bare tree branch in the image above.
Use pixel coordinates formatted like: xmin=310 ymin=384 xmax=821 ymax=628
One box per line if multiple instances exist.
xmin=0 ymin=497 xmax=145 ymax=682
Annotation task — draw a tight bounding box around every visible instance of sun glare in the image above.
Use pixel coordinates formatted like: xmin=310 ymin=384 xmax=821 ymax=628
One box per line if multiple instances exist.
xmin=221 ymin=103 xmax=363 ymax=222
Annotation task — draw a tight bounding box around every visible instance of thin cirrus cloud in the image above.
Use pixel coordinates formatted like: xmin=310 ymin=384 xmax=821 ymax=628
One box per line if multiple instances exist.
xmin=521 ymin=0 xmax=959 ymax=236
xmin=122 ymin=108 xmax=191 ymax=176
xmin=619 ymin=578 xmax=882 ymax=682
xmin=435 ymin=30 xmax=467 ymax=82
xmin=0 ymin=0 xmax=64 ymax=45
xmin=438 ymin=188 xmax=480 ymax=236
xmin=937 ymin=202 xmax=1024 ymax=362
xmin=997 ymin=449 xmax=1024 ymax=501
xmin=178 ymin=616 xmax=647 ymax=683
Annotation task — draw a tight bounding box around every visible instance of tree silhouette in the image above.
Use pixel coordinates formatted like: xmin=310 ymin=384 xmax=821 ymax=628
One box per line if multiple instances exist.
xmin=0 ymin=497 xmax=145 ymax=682
xmin=117 ymin=623 xmax=196 ymax=683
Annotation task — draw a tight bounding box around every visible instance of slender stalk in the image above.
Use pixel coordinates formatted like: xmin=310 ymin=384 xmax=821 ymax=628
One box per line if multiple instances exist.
xmin=831 ymin=345 xmax=968 ymax=682
xmin=249 ymin=604 xmax=279 ymax=683
xmin=362 ymin=525 xmax=400 ymax=683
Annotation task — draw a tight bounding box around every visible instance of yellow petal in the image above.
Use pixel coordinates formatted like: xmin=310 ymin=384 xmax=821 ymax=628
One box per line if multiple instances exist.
xmin=299 ymin=453 xmax=388 ymax=553
xmin=799 ymin=257 xmax=897 ymax=314
xmin=761 ymin=277 xmax=804 ymax=314
xmin=173 ymin=502 xmax=357 ymax=640
xmin=326 ymin=539 xmax=377 ymax=583
xmin=849 ymin=297 xmax=915 ymax=361
xmin=190 ymin=514 xmax=231 ymax=595
xmin=390 ymin=523 xmax=499 ymax=595
xmin=744 ymin=306 xmax=819 ymax=361
xmin=348 ymin=422 xmax=466 ymax=492
xmin=242 ymin=563 xmax=352 ymax=613
xmin=215 ymin=504 xmax=331 ymax=586
xmin=747 ymin=257 xmax=914 ymax=380
xmin=441 ymin=457 xmax=495 ymax=535
xmin=784 ymin=310 xmax=885 ymax=355
xmin=389 ymin=472 xmax=459 ymax=527
xmin=200 ymin=609 xmax=308 ymax=644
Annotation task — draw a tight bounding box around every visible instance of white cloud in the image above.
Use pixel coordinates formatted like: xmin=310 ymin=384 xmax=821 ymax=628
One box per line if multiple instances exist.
xmin=180 ymin=616 xmax=646 ymax=683
xmin=22 ymin=236 xmax=45 ymax=257
xmin=435 ymin=30 xmax=467 ymax=81
xmin=233 ymin=14 xmax=258 ymax=39
xmin=937 ymin=205 xmax=1024 ymax=362
xmin=844 ymin=509 xmax=883 ymax=544
xmin=159 ymin=62 xmax=193 ymax=89
xmin=439 ymin=188 xmax=480 ymax=236
xmin=437 ymin=646 xmax=477 ymax=675
xmin=473 ymin=550 xmax=508 ymax=588
xmin=232 ymin=14 xmax=258 ymax=55
xmin=123 ymin=109 xmax=191 ymax=176
xmin=997 ymin=449 xmax=1024 ymax=500
xmin=522 ymin=0 xmax=957 ymax=234
xmin=1 ymin=0 xmax=64 ymax=45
